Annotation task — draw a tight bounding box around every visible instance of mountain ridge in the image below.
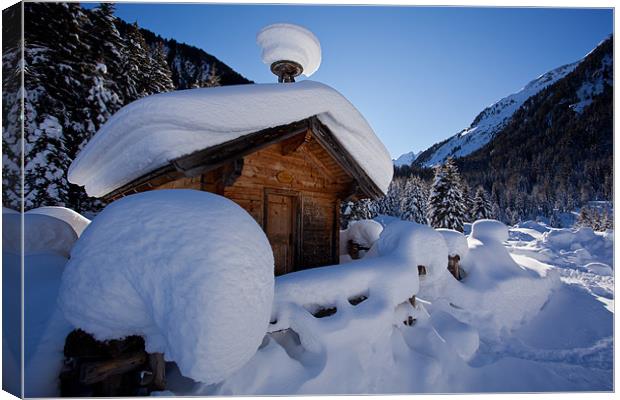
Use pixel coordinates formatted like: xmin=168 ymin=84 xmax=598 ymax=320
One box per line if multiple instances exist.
xmin=395 ymin=40 xmax=611 ymax=169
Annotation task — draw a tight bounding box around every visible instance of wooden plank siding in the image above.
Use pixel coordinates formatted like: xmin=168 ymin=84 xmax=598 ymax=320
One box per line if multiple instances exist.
xmin=153 ymin=131 xmax=354 ymax=273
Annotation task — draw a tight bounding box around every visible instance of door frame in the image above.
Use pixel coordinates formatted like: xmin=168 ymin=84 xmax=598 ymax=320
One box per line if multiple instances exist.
xmin=263 ymin=187 xmax=301 ymax=274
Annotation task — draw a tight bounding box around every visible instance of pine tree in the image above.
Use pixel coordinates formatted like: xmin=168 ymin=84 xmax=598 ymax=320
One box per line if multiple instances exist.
xmin=205 ymin=64 xmax=222 ymax=87
xmin=427 ymin=158 xmax=467 ymax=232
xmin=21 ymin=3 xmax=87 ymax=209
xmin=461 ymin=181 xmax=473 ymax=222
xmin=349 ymin=199 xmax=377 ymax=221
xmin=401 ymin=176 xmax=428 ymax=224
xmin=88 ymin=3 xmax=125 ymax=100
xmin=2 ymin=29 xmax=23 ymax=209
xmin=375 ymin=179 xmax=403 ymax=217
xmin=340 ymin=199 xmax=377 ymax=229
xmin=471 ymin=186 xmax=492 ymax=221
xmin=120 ymin=22 xmax=150 ymax=102
xmin=144 ymin=42 xmax=174 ymax=95
xmin=577 ymin=206 xmax=592 ymax=228
xmin=602 ymin=208 xmax=613 ymax=230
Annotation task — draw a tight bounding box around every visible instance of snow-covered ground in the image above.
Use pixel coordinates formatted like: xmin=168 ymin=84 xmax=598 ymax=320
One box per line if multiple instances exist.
xmin=7 ymin=200 xmax=613 ymax=396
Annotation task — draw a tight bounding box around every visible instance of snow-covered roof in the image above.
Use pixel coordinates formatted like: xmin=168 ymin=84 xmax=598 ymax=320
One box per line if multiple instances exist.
xmin=68 ymin=81 xmax=393 ymax=198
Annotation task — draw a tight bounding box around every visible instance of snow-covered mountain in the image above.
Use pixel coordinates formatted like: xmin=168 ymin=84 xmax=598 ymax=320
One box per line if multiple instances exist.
xmin=414 ymin=59 xmax=581 ymax=167
xmin=393 ymin=150 xmax=421 ymax=167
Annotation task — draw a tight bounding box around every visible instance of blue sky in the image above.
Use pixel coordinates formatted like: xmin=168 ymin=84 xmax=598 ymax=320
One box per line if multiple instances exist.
xmin=100 ymin=3 xmax=612 ymax=158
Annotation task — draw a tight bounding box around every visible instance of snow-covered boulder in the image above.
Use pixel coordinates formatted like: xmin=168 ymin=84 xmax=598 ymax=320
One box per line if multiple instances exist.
xmin=26 ymin=206 xmax=91 ymax=237
xmin=3 ymin=213 xmax=77 ymax=257
xmin=58 ymin=190 xmax=275 ymax=384
xmin=257 ymin=23 xmax=321 ymax=77
xmin=339 ymin=219 xmax=383 ymax=256
xmin=436 ymin=229 xmax=468 ymax=258
xmin=470 ymin=219 xmax=509 ymax=243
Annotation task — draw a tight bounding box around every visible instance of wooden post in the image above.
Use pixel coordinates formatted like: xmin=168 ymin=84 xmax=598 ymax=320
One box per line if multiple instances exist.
xmin=448 ymin=255 xmax=461 ymax=280
xmin=149 ymin=353 xmax=166 ymax=391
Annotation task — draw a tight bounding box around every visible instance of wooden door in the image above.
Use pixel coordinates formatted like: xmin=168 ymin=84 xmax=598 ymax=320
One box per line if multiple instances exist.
xmin=265 ymin=191 xmax=297 ymax=275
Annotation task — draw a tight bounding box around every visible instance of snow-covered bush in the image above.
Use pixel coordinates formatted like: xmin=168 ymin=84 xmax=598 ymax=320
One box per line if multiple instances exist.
xmin=26 ymin=206 xmax=91 ymax=236
xmin=3 ymin=213 xmax=77 ymax=257
xmin=470 ymin=219 xmax=509 ymax=243
xmin=58 ymin=190 xmax=275 ymax=384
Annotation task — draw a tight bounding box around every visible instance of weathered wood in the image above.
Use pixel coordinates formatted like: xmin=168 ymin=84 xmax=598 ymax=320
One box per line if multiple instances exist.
xmin=148 ymin=353 xmax=166 ymax=391
xmin=448 ymin=255 xmax=461 ymax=280
xmin=281 ymin=130 xmax=311 ymax=155
xmin=309 ymin=117 xmax=384 ymax=200
xmin=80 ymin=351 xmax=147 ymax=385
xmin=61 ymin=330 xmax=166 ymax=397
xmin=264 ymin=189 xmax=299 ymax=275
xmin=103 ymin=116 xmax=379 ymax=275
xmin=221 ymin=158 xmax=244 ymax=187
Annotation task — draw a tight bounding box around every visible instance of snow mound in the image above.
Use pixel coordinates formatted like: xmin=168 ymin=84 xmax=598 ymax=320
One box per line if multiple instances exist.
xmin=453 ymin=229 xmax=560 ymax=337
xmin=3 ymin=213 xmax=77 ymax=257
xmin=585 ymin=262 xmax=612 ymax=276
xmin=436 ymin=229 xmax=468 ymax=258
xmin=429 ymin=310 xmax=479 ymax=361
xmin=515 ymin=220 xmax=551 ymax=234
xmin=3 ymin=206 xmax=18 ymax=214
xmin=543 ymin=227 xmax=602 ymax=249
xmin=68 ymin=81 xmax=392 ymax=198
xmin=58 ymin=190 xmax=275 ymax=384
xmin=24 ymin=253 xmax=73 ymax=397
xmin=257 ymin=23 xmax=321 ymax=77
xmin=339 ymin=219 xmax=383 ymax=253
xmin=470 ymin=219 xmax=509 ymax=243
xmin=26 ymin=206 xmax=91 ymax=236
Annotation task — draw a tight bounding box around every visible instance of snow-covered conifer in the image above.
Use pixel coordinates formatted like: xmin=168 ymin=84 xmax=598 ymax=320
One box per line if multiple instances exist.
xmin=144 ymin=42 xmax=175 ymax=95
xmin=471 ymin=186 xmax=492 ymax=221
xmin=401 ymin=176 xmax=428 ymax=224
xmin=461 ymin=181 xmax=473 ymax=222
xmin=427 ymin=158 xmax=466 ymax=232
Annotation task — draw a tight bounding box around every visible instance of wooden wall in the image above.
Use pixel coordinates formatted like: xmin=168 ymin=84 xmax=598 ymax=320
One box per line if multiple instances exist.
xmin=155 ymin=131 xmax=354 ymax=272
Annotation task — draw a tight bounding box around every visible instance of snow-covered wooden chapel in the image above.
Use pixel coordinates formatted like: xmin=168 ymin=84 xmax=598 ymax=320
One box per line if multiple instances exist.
xmin=68 ymin=24 xmax=393 ymax=276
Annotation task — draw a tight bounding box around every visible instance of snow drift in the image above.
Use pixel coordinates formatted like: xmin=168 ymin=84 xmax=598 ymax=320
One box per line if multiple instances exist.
xmin=3 ymin=213 xmax=77 ymax=257
xmin=58 ymin=190 xmax=275 ymax=384
xmin=269 ymin=221 xmax=446 ymax=357
xmin=26 ymin=206 xmax=91 ymax=236
xmin=3 ymin=211 xmax=75 ymax=396
xmin=68 ymin=81 xmax=392 ymax=198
